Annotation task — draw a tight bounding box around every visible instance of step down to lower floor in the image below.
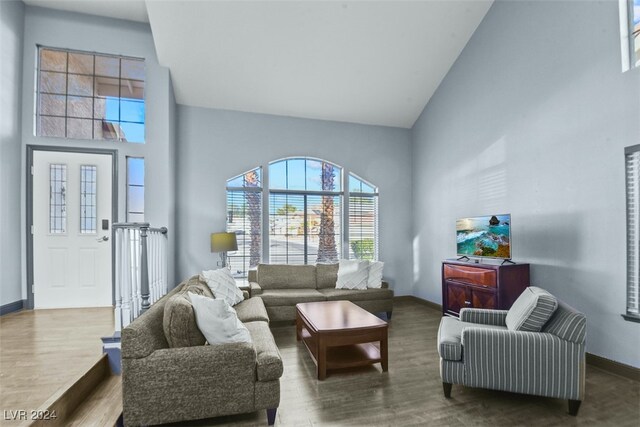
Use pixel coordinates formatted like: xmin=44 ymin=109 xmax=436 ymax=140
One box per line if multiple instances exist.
xmin=65 ymin=374 xmax=122 ymax=426
xmin=29 ymin=354 xmax=122 ymax=427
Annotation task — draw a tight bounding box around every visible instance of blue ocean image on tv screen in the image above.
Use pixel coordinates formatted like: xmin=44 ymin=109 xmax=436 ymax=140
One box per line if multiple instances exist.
xmin=456 ymin=214 xmax=511 ymax=258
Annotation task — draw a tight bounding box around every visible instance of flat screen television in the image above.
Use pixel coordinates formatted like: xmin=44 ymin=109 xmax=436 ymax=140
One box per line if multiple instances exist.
xmin=456 ymin=214 xmax=511 ymax=259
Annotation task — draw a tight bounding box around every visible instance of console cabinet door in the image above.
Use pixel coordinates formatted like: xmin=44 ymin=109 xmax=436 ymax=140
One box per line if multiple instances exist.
xmin=471 ymin=287 xmax=497 ymax=310
xmin=446 ymin=281 xmax=469 ymax=315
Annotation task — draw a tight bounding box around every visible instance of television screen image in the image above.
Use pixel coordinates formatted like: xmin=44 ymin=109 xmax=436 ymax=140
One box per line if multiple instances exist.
xmin=456 ymin=214 xmax=511 ymax=259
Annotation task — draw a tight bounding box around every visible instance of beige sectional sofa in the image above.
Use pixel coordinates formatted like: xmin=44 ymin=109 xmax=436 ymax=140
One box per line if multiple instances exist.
xmin=248 ymin=263 xmax=394 ymax=322
xmin=122 ymin=275 xmax=282 ymax=426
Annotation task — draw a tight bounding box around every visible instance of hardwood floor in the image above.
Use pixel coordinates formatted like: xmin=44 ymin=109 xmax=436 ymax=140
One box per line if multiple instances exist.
xmin=1 ymin=301 xmax=637 ymax=426
xmin=164 ymin=299 xmax=640 ymax=426
xmin=0 ymin=307 xmax=114 ymax=424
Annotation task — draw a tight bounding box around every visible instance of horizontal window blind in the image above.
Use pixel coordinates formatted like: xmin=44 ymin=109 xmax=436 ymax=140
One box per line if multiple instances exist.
xmin=349 ymin=194 xmax=378 ymax=261
xmin=626 ymin=146 xmax=640 ymax=316
xmin=226 ymin=168 xmax=262 ymax=278
xmin=227 ymin=189 xmax=262 ymax=278
xmin=269 ymin=192 xmax=341 ymax=265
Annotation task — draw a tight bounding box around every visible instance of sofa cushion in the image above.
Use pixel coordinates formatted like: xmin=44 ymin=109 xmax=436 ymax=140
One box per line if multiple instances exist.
xmin=316 ymin=263 xmax=339 ymax=289
xmin=336 ymin=259 xmax=369 ymax=290
xmin=438 ymin=316 xmax=506 ymax=361
xmin=245 ymin=321 xmax=284 ymax=382
xmin=189 ymin=293 xmax=252 ymax=345
xmin=183 ymin=279 xmax=214 ymax=299
xmin=319 ymin=288 xmax=393 ymax=302
xmin=122 ymin=283 xmax=187 ymax=359
xmin=506 ymin=286 xmax=558 ymax=332
xmin=248 ymin=269 xmax=258 ymax=283
xmin=367 ymin=261 xmax=384 ymax=288
xmin=258 ymin=264 xmax=317 ymax=289
xmin=201 ymin=268 xmax=244 ymax=306
xmin=235 ymin=297 xmax=270 ymax=323
xmin=163 ymin=290 xmax=206 ymax=348
xmin=259 ymin=289 xmax=326 ymax=306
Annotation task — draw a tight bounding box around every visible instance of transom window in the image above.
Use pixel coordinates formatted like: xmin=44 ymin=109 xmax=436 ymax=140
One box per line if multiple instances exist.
xmin=225 ymin=158 xmax=379 ymax=277
xmin=36 ymin=47 xmax=145 ymax=143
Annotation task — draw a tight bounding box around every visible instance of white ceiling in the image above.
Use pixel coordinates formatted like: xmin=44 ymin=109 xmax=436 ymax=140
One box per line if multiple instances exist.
xmin=23 ymin=0 xmax=148 ymax=23
xmin=24 ymin=1 xmax=493 ymax=129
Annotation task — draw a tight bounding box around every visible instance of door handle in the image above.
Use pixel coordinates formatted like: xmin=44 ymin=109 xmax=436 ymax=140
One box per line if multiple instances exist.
xmin=96 ymin=236 xmax=109 ymax=242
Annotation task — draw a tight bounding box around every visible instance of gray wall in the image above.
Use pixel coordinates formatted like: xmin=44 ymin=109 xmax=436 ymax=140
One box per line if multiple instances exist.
xmin=0 ymin=0 xmax=25 ymax=306
xmin=411 ymin=0 xmax=640 ymax=367
xmin=19 ymin=6 xmax=178 ymax=299
xmin=176 ymin=106 xmax=413 ymax=294
xmin=167 ymin=75 xmax=177 ymax=286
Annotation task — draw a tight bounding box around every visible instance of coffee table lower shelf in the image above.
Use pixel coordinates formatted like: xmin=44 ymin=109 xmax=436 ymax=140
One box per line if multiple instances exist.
xmin=299 ymin=327 xmax=386 ymax=378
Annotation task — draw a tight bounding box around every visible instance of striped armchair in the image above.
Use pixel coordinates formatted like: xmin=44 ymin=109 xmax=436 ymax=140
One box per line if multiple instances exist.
xmin=437 ymin=287 xmax=586 ymax=416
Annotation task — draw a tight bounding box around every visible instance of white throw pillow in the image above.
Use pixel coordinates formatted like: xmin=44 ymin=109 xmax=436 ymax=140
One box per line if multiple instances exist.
xmin=336 ymin=259 xmax=369 ymax=290
xmin=367 ymin=261 xmax=384 ymax=288
xmin=188 ymin=292 xmax=252 ymax=345
xmin=200 ymin=268 xmax=244 ymax=306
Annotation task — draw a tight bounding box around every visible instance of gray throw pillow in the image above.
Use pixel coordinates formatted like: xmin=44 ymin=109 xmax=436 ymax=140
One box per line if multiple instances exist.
xmin=163 ymin=290 xmax=206 ymax=348
xmin=505 ymin=286 xmax=558 ymax=332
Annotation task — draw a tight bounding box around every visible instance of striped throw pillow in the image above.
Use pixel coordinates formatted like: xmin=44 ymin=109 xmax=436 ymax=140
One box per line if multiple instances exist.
xmin=505 ymin=286 xmax=558 ymax=332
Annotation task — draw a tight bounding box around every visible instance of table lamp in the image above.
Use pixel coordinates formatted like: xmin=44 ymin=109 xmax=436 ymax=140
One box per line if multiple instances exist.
xmin=210 ymin=232 xmax=238 ymax=268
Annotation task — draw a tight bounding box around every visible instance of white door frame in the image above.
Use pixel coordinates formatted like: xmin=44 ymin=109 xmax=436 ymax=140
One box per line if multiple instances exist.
xmin=26 ymin=145 xmax=119 ymax=310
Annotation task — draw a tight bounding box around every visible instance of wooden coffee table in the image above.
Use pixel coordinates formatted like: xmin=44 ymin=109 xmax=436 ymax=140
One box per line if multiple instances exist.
xmin=296 ymin=300 xmax=388 ymax=380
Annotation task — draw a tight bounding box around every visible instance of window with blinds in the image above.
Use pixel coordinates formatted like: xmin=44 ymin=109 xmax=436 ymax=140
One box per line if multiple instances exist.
xmin=226 ymin=167 xmax=262 ymax=278
xmin=269 ymin=158 xmax=342 ymax=264
xmin=348 ymin=174 xmax=378 ymax=261
xmin=625 ymin=145 xmax=640 ymax=320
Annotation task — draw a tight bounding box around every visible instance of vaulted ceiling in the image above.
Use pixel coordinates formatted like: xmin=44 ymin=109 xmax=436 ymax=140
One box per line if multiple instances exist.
xmin=23 ymin=0 xmax=493 ymax=128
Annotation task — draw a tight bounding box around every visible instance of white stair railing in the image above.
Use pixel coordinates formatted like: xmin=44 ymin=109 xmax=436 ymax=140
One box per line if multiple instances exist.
xmin=114 ymin=223 xmax=168 ymax=332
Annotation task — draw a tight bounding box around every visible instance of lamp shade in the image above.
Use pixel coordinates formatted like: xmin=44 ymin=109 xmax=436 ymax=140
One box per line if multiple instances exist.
xmin=211 ymin=232 xmax=238 ymax=253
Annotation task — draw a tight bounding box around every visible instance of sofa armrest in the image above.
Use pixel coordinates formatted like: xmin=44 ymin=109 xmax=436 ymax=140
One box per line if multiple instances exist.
xmin=122 ymin=343 xmax=258 ymax=424
xmin=124 ymin=341 xmax=255 ymax=364
xmin=461 ymin=327 xmax=585 ymax=400
xmin=381 ymin=280 xmax=389 ymax=289
xmin=459 ymin=308 xmax=508 ymax=326
xmin=250 ymin=281 xmax=263 ymax=296
xmin=124 ymin=343 xmax=257 ymax=389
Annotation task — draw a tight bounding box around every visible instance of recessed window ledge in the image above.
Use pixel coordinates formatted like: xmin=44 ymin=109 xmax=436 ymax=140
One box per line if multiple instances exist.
xmin=621 ymin=313 xmax=640 ymax=323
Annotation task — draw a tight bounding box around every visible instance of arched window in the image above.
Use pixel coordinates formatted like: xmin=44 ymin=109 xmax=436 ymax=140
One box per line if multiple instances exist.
xmin=226 ymin=167 xmax=262 ymax=277
xmin=348 ymin=174 xmax=378 ymax=260
xmin=225 ymin=160 xmax=379 ymax=272
xmin=269 ymin=158 xmax=342 ymax=264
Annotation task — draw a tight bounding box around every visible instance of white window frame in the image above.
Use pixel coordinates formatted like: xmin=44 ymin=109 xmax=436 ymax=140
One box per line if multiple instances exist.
xmin=268 ymin=157 xmax=343 ymax=265
xmin=347 ymin=172 xmax=379 ymax=261
xmin=226 ymin=167 xmax=263 ymax=278
xmin=36 ymin=45 xmax=146 ymax=142
xmin=620 ymin=0 xmax=640 ymax=71
xmin=225 ymin=158 xmax=381 ymax=271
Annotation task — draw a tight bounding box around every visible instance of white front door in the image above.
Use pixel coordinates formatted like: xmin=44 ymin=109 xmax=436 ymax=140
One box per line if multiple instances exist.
xmin=33 ymin=151 xmax=113 ymax=309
